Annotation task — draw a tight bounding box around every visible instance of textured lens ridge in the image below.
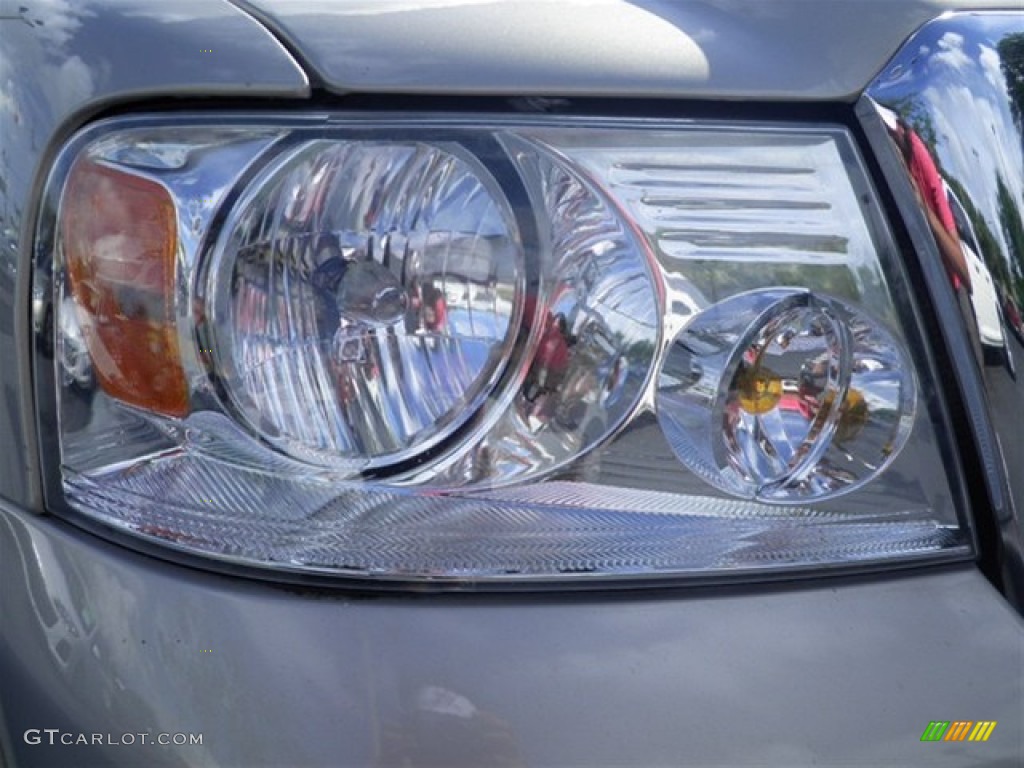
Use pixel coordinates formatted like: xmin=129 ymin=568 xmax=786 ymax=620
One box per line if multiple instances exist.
xmin=63 ymin=468 xmax=962 ymax=577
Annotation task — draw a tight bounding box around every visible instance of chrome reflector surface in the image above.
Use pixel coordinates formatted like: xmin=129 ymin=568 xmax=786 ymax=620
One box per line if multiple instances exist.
xmin=207 ymin=140 xmax=525 ymax=468
xmin=657 ymin=289 xmax=916 ymax=501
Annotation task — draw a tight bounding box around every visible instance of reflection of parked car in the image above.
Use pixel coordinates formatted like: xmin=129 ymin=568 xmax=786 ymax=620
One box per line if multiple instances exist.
xmin=944 ymin=181 xmax=1015 ymax=375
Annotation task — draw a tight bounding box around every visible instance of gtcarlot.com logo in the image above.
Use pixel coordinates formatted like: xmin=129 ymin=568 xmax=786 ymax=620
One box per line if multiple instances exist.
xmin=24 ymin=730 xmax=203 ymax=747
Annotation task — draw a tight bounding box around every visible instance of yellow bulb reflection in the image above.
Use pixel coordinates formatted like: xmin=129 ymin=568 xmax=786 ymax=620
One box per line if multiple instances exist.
xmin=836 ymin=387 xmax=868 ymax=444
xmin=735 ymin=363 xmax=783 ymax=415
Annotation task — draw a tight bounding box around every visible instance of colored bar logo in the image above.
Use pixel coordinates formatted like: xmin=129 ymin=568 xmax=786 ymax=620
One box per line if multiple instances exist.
xmin=921 ymin=721 xmax=996 ymax=742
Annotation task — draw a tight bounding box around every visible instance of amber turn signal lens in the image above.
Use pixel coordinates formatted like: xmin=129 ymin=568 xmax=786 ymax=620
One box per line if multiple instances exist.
xmin=60 ymin=158 xmax=187 ymax=416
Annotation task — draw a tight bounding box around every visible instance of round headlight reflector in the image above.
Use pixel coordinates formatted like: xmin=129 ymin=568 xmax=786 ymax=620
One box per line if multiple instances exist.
xmin=207 ymin=141 xmax=526 ymax=468
xmin=656 ymin=289 xmax=917 ymax=501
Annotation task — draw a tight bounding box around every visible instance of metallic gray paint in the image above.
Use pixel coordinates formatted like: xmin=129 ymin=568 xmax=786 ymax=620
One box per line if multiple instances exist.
xmin=1 ymin=497 xmax=1022 ymax=767
xmin=233 ymin=0 xmax=1008 ymax=100
xmin=864 ymin=12 xmax=1024 ymax=603
xmin=0 ymin=0 xmax=309 ymax=509
xmin=1 ymin=3 xmax=1022 ymax=767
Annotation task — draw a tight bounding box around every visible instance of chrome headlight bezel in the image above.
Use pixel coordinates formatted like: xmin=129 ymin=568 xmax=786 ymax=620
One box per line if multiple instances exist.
xmin=31 ymin=111 xmax=976 ymax=589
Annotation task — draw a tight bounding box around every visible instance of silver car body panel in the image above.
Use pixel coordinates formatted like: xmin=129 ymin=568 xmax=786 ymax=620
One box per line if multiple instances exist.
xmin=0 ymin=3 xmax=1022 ymax=767
xmin=235 ymin=0 xmax=1006 ymax=100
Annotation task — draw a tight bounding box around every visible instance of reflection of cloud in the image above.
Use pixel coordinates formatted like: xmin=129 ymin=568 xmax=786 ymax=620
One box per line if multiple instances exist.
xmin=926 ymin=76 xmax=1024 ymax=268
xmin=0 ymin=82 xmax=16 ymax=118
xmin=931 ymin=31 xmax=970 ymax=71
xmin=875 ymin=23 xmax=1024 ymax=280
xmin=979 ymin=44 xmax=1006 ymax=91
xmin=18 ymin=0 xmax=88 ymax=48
xmin=690 ymin=26 xmax=718 ymax=44
xmin=0 ymin=0 xmax=94 ymax=201
xmin=48 ymin=55 xmax=96 ymax=112
xmin=119 ymin=11 xmax=204 ymax=23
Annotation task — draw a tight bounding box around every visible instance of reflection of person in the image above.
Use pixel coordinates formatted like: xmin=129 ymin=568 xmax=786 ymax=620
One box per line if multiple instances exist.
xmin=420 ymin=282 xmax=448 ymax=333
xmin=884 ymin=113 xmax=972 ymax=293
xmin=522 ymin=312 xmax=574 ymax=427
xmin=536 ymin=314 xmax=572 ymax=390
xmin=880 ymin=107 xmax=983 ymax=362
xmin=405 ymin=278 xmax=422 ymax=334
xmin=403 ymin=279 xmax=449 ymax=337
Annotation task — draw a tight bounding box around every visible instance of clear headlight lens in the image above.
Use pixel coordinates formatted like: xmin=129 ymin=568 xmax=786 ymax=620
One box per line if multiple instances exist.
xmin=44 ymin=118 xmax=969 ymax=582
xmin=208 ymin=140 xmax=525 ymax=468
xmin=657 ymin=288 xmax=917 ymax=501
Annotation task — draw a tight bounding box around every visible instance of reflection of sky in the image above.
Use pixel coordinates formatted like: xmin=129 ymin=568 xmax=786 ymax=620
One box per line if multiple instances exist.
xmin=0 ymin=0 xmax=308 ymax=244
xmin=870 ymin=17 xmax=1024 ymax=280
xmin=0 ymin=2 xmax=95 ymax=212
xmin=445 ymin=303 xmax=507 ymax=342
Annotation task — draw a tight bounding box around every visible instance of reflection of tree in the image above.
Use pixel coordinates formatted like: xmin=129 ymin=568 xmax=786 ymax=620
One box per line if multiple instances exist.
xmin=998 ymin=32 xmax=1024 ymax=133
xmin=628 ymin=339 xmax=656 ymax=363
xmin=888 ymin=95 xmax=939 ymax=155
xmin=996 ymin=175 xmax=1024 ymax=292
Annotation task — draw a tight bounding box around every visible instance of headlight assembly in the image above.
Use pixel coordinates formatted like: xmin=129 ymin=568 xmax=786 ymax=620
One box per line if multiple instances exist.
xmin=36 ymin=115 xmax=970 ymax=583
